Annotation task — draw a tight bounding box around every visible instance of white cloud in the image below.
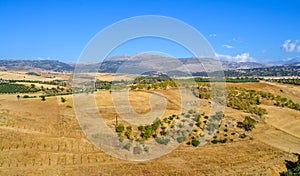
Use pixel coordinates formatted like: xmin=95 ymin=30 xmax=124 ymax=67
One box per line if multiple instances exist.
xmin=222 ymin=44 xmax=234 ymax=49
xmin=216 ymin=52 xmax=255 ymax=62
xmin=209 ymin=33 xmax=217 ymax=37
xmin=282 ymin=39 xmax=300 ymax=52
xmin=283 ymin=57 xmax=294 ymax=62
xmin=297 ymin=45 xmax=300 ymax=52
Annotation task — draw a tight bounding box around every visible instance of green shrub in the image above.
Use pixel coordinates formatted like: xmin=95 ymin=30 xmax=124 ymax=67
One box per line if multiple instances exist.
xmin=40 ymin=95 xmax=46 ymax=101
xmin=176 ymin=136 xmax=186 ymax=143
xmin=23 ymin=95 xmax=30 ymax=98
xmin=61 ymin=97 xmax=66 ymax=103
xmin=144 ymin=146 xmax=149 ymax=153
xmin=125 ymin=126 xmax=132 ymax=139
xmin=191 ymin=139 xmax=200 ymax=147
xmin=155 ymin=137 xmax=170 ymax=145
xmin=133 ymin=145 xmax=143 ymax=155
xmin=240 ymin=133 xmax=247 ymax=138
xmin=220 ymin=138 xmax=228 ymax=143
xmin=123 ymin=142 xmax=131 ymax=151
xmin=211 ymin=139 xmax=218 ymax=144
xmin=243 ymin=116 xmax=256 ymax=131
xmin=116 ymin=124 xmax=125 ymax=133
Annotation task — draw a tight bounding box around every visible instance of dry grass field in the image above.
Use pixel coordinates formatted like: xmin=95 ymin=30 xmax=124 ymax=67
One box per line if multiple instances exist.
xmin=0 ymin=73 xmax=299 ymax=175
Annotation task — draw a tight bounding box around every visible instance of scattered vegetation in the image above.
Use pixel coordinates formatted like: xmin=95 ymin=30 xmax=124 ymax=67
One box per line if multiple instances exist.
xmin=0 ymin=83 xmax=39 ymax=93
xmin=281 ymin=155 xmax=300 ymax=176
xmin=194 ymin=77 xmax=259 ymax=83
xmin=243 ymin=116 xmax=256 ymax=131
xmin=26 ymin=72 xmax=41 ymax=76
xmin=265 ymin=78 xmax=300 ymax=85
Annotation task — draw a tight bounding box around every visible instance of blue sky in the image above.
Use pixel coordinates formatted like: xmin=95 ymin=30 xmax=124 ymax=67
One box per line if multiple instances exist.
xmin=1 ymin=0 xmax=300 ymax=63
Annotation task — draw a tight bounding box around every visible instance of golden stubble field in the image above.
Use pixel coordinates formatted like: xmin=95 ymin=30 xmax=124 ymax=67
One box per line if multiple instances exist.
xmin=0 ymin=74 xmax=299 ymax=175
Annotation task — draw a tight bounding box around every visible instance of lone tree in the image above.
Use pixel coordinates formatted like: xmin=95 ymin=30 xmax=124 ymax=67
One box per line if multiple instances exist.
xmin=40 ymin=95 xmax=46 ymax=101
xmin=17 ymin=95 xmax=20 ymax=101
xmin=243 ymin=116 xmax=256 ymax=131
xmin=61 ymin=97 xmax=66 ymax=103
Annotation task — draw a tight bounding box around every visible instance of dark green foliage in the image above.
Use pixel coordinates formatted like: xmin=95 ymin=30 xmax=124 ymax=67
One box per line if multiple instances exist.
xmin=26 ymin=72 xmax=41 ymax=76
xmin=243 ymin=116 xmax=256 ymax=131
xmin=23 ymin=95 xmax=29 ymax=98
xmin=281 ymin=155 xmax=300 ymax=175
xmin=95 ymin=80 xmax=111 ymax=90
xmin=211 ymin=139 xmax=218 ymax=144
xmin=0 ymin=83 xmax=39 ymax=93
xmin=131 ymin=76 xmax=177 ymax=90
xmin=191 ymin=139 xmax=200 ymax=147
xmin=226 ymin=87 xmax=268 ymax=117
xmin=266 ymin=78 xmax=300 ymax=86
xmin=40 ymin=95 xmax=46 ymax=101
xmin=7 ymin=79 xmax=65 ymax=86
xmin=194 ymin=114 xmax=201 ymax=122
xmin=140 ymin=125 xmax=154 ymax=139
xmin=23 ymin=95 xmax=36 ymax=98
xmin=138 ymin=119 xmax=163 ymax=140
xmin=125 ymin=126 xmax=132 ymax=139
xmin=116 ymin=124 xmax=125 ymax=133
xmin=194 ymin=77 xmax=259 ymax=83
xmin=220 ymin=138 xmax=228 ymax=143
xmin=240 ymin=133 xmax=247 ymax=138
xmin=152 ymin=118 xmax=161 ymax=130
xmin=61 ymin=97 xmax=66 ymax=103
xmin=160 ymin=130 xmax=167 ymax=136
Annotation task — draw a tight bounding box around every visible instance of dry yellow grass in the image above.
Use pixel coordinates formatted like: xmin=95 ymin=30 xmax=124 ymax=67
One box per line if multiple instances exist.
xmin=0 ymin=71 xmax=70 ymax=81
xmin=0 ymin=78 xmax=299 ymax=175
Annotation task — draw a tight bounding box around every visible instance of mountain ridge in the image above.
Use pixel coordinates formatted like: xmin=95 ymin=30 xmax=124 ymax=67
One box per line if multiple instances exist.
xmin=0 ymin=54 xmax=299 ymax=77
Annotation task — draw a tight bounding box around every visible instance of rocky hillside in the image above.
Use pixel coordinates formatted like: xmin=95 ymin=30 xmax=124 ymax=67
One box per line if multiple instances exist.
xmin=0 ymin=60 xmax=74 ymax=72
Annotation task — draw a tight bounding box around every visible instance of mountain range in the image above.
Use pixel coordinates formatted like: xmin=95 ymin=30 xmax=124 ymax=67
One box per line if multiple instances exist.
xmin=0 ymin=54 xmax=299 ymax=77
